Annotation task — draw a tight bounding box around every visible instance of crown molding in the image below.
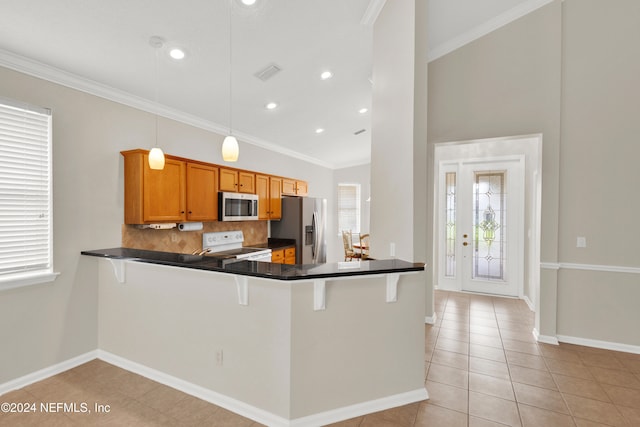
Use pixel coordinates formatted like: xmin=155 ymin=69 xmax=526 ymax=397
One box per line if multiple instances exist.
xmin=428 ymin=0 xmax=556 ymax=62
xmin=0 ymin=48 xmax=339 ymax=170
xmin=361 ymin=0 xmax=387 ymax=26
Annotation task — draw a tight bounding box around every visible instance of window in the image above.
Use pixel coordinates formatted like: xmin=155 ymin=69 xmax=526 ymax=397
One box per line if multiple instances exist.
xmin=0 ymin=97 xmax=57 ymax=290
xmin=337 ymin=183 xmax=361 ymax=234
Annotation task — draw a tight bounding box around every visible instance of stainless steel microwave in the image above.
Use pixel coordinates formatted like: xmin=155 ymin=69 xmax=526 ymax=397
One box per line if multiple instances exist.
xmin=218 ymin=192 xmax=259 ymax=221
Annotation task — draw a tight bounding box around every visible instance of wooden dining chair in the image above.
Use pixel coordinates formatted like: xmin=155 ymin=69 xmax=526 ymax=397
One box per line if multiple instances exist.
xmin=342 ymin=230 xmax=359 ymax=261
xmin=359 ymin=233 xmax=370 ymax=260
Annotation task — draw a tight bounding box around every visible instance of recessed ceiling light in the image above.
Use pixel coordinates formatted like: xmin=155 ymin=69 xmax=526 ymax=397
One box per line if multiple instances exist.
xmin=320 ymin=71 xmax=333 ymax=80
xmin=315 ymin=128 xmax=325 ymax=134
xmin=241 ymin=0 xmax=257 ymax=5
xmin=265 ymin=102 xmax=278 ymax=110
xmin=169 ymin=48 xmax=186 ymax=60
xmin=358 ymin=108 xmax=368 ymax=114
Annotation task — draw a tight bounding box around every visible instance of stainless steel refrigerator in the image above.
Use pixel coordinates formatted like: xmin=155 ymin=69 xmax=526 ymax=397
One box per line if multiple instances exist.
xmin=270 ymin=196 xmax=327 ymax=264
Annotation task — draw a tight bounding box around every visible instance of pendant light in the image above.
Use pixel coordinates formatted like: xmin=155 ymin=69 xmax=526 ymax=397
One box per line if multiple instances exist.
xmin=148 ymin=36 xmax=166 ymax=170
xmin=222 ymin=0 xmax=239 ymax=162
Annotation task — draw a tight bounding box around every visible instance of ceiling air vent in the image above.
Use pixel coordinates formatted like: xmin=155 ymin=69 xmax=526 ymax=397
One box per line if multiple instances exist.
xmin=254 ymin=63 xmax=282 ymax=81
xmin=354 ymin=129 xmax=366 ymax=135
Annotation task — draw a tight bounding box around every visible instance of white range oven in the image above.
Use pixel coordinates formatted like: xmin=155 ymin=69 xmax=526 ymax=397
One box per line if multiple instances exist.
xmin=202 ymin=231 xmax=271 ymax=263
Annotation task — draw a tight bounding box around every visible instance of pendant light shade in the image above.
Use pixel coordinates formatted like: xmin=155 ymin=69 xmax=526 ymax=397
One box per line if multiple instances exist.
xmin=222 ymin=135 xmax=239 ymax=162
xmin=148 ymin=147 xmax=166 ymax=170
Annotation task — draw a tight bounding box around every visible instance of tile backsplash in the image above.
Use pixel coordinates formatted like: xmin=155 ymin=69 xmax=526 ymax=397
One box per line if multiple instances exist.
xmin=122 ymin=221 xmax=268 ymax=254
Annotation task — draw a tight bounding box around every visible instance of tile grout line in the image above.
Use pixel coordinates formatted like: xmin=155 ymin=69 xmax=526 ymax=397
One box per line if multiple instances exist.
xmin=466 ymin=298 xmax=471 ymax=427
xmin=493 ymin=296 xmax=525 ymax=427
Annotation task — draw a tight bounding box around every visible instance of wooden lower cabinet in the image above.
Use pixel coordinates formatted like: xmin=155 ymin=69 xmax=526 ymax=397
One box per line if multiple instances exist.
xmin=271 ymin=247 xmax=296 ymax=264
xmin=271 ymin=249 xmax=284 ymax=264
xmin=284 ymin=247 xmax=296 ymax=264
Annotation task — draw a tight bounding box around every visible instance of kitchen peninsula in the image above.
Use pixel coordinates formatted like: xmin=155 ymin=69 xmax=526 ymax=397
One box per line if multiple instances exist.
xmin=81 ymin=248 xmax=427 ymax=426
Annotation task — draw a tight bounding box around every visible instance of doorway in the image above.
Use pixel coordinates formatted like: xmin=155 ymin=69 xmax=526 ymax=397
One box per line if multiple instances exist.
xmin=434 ymin=135 xmax=541 ymax=301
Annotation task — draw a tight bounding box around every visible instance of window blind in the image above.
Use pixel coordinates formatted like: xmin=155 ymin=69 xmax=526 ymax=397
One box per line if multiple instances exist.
xmin=337 ymin=183 xmax=360 ymax=234
xmin=0 ymin=98 xmax=52 ymax=277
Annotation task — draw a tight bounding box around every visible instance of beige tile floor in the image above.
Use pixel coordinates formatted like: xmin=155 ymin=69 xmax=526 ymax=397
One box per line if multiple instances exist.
xmin=2 ymin=290 xmax=640 ymax=426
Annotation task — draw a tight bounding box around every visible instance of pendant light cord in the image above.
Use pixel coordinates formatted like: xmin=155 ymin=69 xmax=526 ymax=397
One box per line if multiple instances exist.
xmin=228 ymin=0 xmax=233 ymax=136
xmin=155 ymin=46 xmax=160 ymax=147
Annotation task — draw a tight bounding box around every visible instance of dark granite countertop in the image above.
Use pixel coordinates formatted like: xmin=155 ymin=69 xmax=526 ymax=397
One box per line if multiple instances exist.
xmin=249 ymin=238 xmax=296 ymax=250
xmin=81 ymin=247 xmax=425 ymax=281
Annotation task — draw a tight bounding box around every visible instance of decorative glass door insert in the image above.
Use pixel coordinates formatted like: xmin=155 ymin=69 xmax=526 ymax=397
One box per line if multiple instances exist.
xmin=473 ymin=171 xmax=506 ymax=281
xmin=445 ymin=172 xmax=457 ymax=278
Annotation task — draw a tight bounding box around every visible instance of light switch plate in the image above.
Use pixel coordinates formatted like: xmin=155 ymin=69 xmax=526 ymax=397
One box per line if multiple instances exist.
xmin=576 ymin=236 xmax=587 ymax=248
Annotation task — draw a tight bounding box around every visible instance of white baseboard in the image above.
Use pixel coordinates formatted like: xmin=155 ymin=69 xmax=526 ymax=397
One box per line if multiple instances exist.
xmin=533 ymin=329 xmax=559 ymax=345
xmin=425 ymin=312 xmax=437 ymax=325
xmin=97 ymin=350 xmax=290 ymax=427
xmin=523 ymin=295 xmax=535 ymax=312
xmin=289 ymin=388 xmax=428 ymax=427
xmin=1 ymin=348 xmax=428 ymax=426
xmin=97 ymin=350 xmax=429 ymax=427
xmin=557 ymin=335 xmax=640 ymax=355
xmin=0 ymin=350 xmax=98 ymax=396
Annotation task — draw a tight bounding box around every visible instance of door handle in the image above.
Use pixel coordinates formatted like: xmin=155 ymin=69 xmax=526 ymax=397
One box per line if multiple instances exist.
xmin=463 ymin=242 xmax=468 ymax=246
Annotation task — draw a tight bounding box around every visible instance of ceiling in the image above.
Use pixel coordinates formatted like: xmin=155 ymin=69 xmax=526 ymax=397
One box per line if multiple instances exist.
xmin=0 ymin=0 xmax=538 ymax=169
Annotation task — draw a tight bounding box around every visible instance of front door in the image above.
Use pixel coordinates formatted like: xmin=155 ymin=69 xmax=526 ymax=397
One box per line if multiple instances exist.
xmin=438 ymin=157 xmax=524 ymax=297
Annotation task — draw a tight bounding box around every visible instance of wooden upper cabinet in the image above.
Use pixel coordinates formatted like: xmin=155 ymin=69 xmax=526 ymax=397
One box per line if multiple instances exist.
xmin=122 ymin=151 xmax=186 ymax=224
xmin=269 ymin=176 xmax=283 ymax=219
xmin=282 ymin=178 xmax=296 ymax=195
xmin=282 ymin=178 xmax=308 ymax=196
xmin=219 ymin=168 xmax=255 ymax=193
xmin=123 ymin=150 xmax=219 ymax=224
xmin=122 ymin=149 xmax=305 ymax=224
xmin=256 ymin=174 xmax=282 ymax=220
xmin=295 ymin=180 xmax=308 ymax=196
xmin=186 ymin=163 xmax=218 ymax=221
xmin=219 ymin=168 xmax=238 ymax=192
xmin=238 ymin=171 xmax=255 ymax=193
xmin=256 ymin=174 xmax=270 ymax=220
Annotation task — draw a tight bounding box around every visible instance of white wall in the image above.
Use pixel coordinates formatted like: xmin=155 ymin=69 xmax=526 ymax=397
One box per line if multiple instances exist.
xmin=370 ymin=0 xmax=416 ymax=262
xmin=0 ymin=65 xmax=333 ymax=384
xmin=428 ymin=0 xmax=640 ymax=349
xmin=371 ymin=0 xmax=431 ymax=318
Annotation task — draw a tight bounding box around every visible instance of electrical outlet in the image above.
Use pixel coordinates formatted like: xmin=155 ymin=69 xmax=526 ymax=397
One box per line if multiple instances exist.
xmin=576 ymin=236 xmax=587 ymax=248
xmin=170 ymin=232 xmax=178 ymax=243
xmin=216 ymin=350 xmax=223 ymax=366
